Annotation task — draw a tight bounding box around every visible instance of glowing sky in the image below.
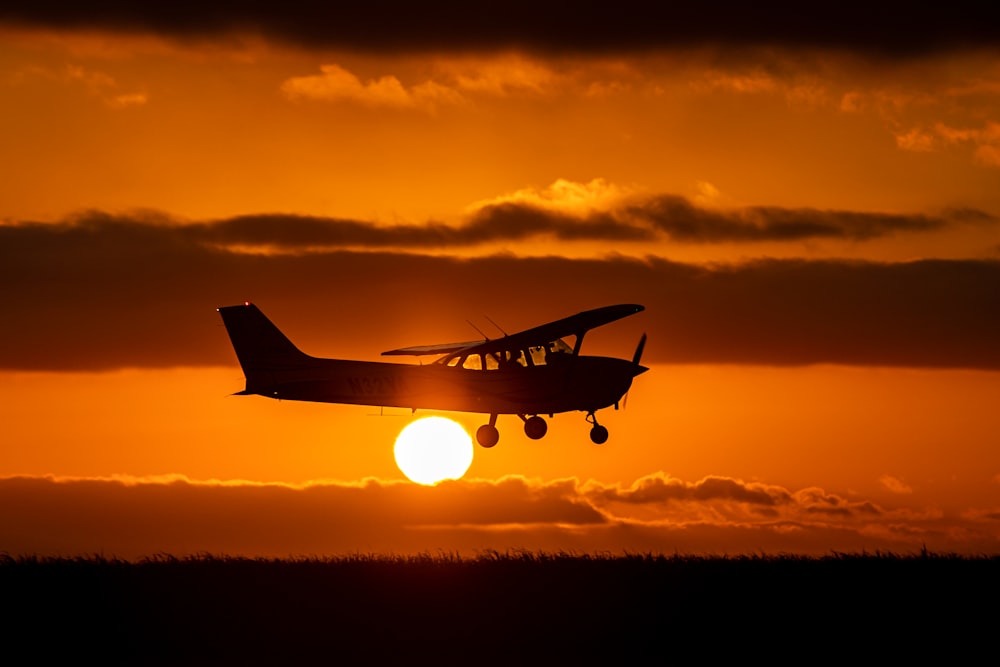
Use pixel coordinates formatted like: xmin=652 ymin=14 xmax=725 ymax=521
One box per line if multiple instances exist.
xmin=1 ymin=4 xmax=998 ymax=557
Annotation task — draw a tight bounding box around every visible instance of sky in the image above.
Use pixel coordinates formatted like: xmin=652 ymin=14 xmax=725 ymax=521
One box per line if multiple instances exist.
xmin=1 ymin=4 xmax=999 ymax=558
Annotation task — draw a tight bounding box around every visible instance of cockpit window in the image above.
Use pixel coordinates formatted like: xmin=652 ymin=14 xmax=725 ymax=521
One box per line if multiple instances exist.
xmin=540 ymin=338 xmax=574 ymax=364
xmin=497 ymin=349 xmax=526 ymax=369
xmin=440 ymin=337 xmax=574 ymax=369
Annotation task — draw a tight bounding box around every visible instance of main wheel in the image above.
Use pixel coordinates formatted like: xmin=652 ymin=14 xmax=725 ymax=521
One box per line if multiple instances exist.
xmin=476 ymin=424 xmax=500 ymax=448
xmin=524 ymin=415 xmax=547 ymax=440
xmin=589 ymin=424 xmax=609 ymax=445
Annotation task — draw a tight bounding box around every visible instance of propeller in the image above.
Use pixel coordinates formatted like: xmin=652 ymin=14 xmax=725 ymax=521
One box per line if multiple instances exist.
xmin=632 ymin=332 xmax=647 ymax=367
xmin=622 ymin=333 xmax=647 ymax=410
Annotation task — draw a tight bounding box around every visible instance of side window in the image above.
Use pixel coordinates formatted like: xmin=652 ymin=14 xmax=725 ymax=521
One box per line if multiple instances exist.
xmin=499 ymin=350 xmax=527 ymax=369
xmin=543 ymin=339 xmax=573 ymax=365
xmin=527 ymin=345 xmax=547 ymax=367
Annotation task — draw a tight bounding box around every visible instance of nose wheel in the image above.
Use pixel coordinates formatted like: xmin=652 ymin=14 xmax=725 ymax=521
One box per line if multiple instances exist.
xmin=586 ymin=412 xmax=609 ymax=445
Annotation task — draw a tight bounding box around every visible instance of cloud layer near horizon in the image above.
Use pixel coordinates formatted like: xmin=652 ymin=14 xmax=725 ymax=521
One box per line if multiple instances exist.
xmin=2 ymin=209 xmax=998 ymax=371
xmin=2 ymin=3 xmax=997 ymax=57
xmin=14 ymin=192 xmax=966 ymax=250
xmin=2 ymin=473 xmax=994 ymax=558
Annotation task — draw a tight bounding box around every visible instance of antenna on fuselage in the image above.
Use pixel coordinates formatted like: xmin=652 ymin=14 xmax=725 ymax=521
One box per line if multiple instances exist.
xmin=466 ymin=319 xmax=490 ymax=341
xmin=466 ymin=319 xmax=502 ymax=366
xmin=483 ymin=315 xmax=508 ymax=337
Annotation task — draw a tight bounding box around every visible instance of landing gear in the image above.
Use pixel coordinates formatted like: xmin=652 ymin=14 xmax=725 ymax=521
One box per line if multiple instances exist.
xmin=477 ymin=412 xmax=609 ymax=445
xmin=586 ymin=412 xmax=609 ymax=445
xmin=476 ymin=424 xmax=499 ymax=448
xmin=523 ymin=415 xmax=547 ymax=440
xmin=476 ymin=414 xmax=500 ymax=448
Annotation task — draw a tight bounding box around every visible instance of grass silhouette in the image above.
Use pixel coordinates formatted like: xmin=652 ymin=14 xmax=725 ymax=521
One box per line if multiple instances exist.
xmin=3 ymin=550 xmax=996 ymax=662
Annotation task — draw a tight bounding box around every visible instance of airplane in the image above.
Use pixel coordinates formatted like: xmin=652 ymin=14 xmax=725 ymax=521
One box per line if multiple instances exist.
xmin=217 ymin=302 xmax=647 ymax=447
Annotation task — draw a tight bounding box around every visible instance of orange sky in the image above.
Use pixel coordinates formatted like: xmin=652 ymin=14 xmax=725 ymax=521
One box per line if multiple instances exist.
xmin=1 ymin=6 xmax=998 ymax=557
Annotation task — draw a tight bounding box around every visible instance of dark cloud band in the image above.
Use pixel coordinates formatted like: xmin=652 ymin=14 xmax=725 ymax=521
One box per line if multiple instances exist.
xmin=55 ymin=198 xmax=969 ymax=252
xmin=1 ymin=3 xmax=997 ymax=57
xmin=1 ymin=213 xmax=997 ymax=371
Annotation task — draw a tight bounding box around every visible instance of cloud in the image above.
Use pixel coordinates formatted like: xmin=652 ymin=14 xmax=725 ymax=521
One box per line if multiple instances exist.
xmin=695 ymin=69 xmax=778 ymax=95
xmin=1 ymin=4 xmax=996 ymax=58
xmin=893 ymin=121 xmax=1000 ymax=166
xmin=279 ymin=57 xmax=565 ymax=110
xmin=947 ymin=121 xmax=1000 ymax=168
xmin=106 ymin=91 xmax=148 ymax=107
xmin=466 ymin=178 xmax=633 ymax=215
xmin=11 ymin=185 xmax=972 ymax=255
xmin=895 ymin=127 xmax=937 ymax=152
xmin=584 ymin=474 xmax=892 ymax=526
xmin=280 ymin=64 xmax=462 ymax=111
xmin=435 ymin=54 xmax=558 ymax=95
xmin=468 ymin=182 xmax=971 ymax=245
xmin=690 ymin=67 xmax=832 ymax=110
xmin=65 ymin=63 xmax=116 ymax=89
xmin=1 ymin=473 xmax=995 ymax=558
xmin=880 ymin=474 xmax=914 ymax=494
xmin=12 ymin=63 xmax=148 ymax=108
xmin=589 ymin=473 xmax=791 ymax=507
xmin=1 ymin=211 xmax=999 ymax=370
xmin=0 ymin=474 xmax=604 ymax=558
xmin=624 ymin=195 xmax=952 ymax=242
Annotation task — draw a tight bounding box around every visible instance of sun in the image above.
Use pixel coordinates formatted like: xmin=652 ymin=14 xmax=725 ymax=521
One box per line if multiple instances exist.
xmin=394 ymin=416 xmax=474 ymax=485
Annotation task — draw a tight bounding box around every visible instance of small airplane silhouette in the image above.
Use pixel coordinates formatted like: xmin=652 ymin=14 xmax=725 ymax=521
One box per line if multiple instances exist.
xmin=217 ymin=302 xmax=647 ymax=446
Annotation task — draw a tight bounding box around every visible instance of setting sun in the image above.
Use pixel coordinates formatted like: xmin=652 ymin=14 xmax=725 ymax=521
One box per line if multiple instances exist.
xmin=394 ymin=417 xmax=474 ymax=485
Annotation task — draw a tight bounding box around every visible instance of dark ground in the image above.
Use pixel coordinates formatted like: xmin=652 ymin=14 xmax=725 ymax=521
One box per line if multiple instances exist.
xmin=3 ymin=550 xmax=997 ymax=663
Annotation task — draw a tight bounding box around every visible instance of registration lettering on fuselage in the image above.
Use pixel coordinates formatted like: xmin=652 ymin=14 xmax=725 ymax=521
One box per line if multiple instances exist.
xmin=347 ymin=375 xmax=409 ymax=397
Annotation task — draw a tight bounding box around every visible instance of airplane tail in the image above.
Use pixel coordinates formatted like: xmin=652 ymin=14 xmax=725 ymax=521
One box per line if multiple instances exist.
xmin=217 ymin=303 xmax=314 ymax=394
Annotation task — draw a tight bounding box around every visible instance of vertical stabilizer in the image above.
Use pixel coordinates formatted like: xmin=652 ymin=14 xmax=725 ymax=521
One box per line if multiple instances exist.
xmin=217 ymin=304 xmax=313 ymax=390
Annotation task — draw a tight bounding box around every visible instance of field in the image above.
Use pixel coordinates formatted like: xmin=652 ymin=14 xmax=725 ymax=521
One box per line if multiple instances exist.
xmin=3 ymin=550 xmax=997 ymax=663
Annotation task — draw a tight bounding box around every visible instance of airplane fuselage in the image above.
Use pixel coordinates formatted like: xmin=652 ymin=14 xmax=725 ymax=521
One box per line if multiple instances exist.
xmin=242 ymin=355 xmax=638 ymax=416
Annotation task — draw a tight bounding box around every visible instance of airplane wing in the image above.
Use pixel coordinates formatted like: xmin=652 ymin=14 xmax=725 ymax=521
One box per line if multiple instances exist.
xmin=381 ymin=340 xmax=485 ymax=356
xmin=455 ymin=304 xmax=644 ymax=357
